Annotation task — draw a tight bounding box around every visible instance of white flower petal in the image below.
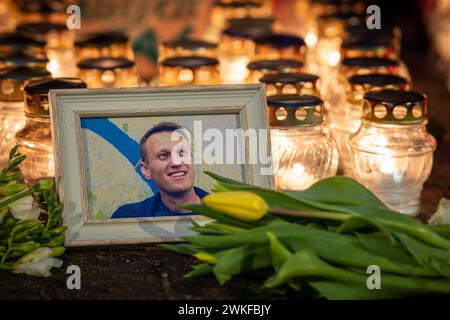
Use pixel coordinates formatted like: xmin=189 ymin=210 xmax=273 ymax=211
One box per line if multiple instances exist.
xmin=13 ymin=257 xmax=63 ymax=278
xmin=9 ymin=195 xmax=41 ymax=221
xmin=429 ymin=198 xmax=450 ymax=226
xmin=13 ymin=247 xmax=63 ymax=278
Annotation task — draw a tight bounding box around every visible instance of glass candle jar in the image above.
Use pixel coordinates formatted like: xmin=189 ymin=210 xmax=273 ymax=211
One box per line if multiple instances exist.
xmin=74 ymin=32 xmax=132 ymax=62
xmin=219 ymin=24 xmax=272 ymax=83
xmin=209 ymin=0 xmax=271 ymax=41
xmin=0 ymin=51 xmax=48 ymax=68
xmin=260 ymin=72 xmax=320 ymax=97
xmin=307 ymin=13 xmax=362 ymax=79
xmin=0 ymin=32 xmax=46 ymax=55
xmin=247 ymin=59 xmax=303 ymax=83
xmin=350 ymin=90 xmax=436 ymax=216
xmin=0 ymin=66 xmax=50 ymax=167
xmin=16 ymin=1 xmax=66 ymax=25
xmin=77 ymin=57 xmax=137 ymax=88
xmin=0 ymin=0 xmax=17 ymax=32
xmin=323 ymin=56 xmax=401 ymax=118
xmin=16 ymin=23 xmax=76 ymax=77
xmin=16 ymin=77 xmax=87 ymax=185
xmin=329 ymin=74 xmax=409 ymax=177
xmin=159 ymin=56 xmax=220 ymax=86
xmin=344 ymin=22 xmax=403 ymax=57
xmin=160 ymin=39 xmax=218 ymax=62
xmin=268 ymin=94 xmax=338 ymax=190
xmin=254 ymin=33 xmax=306 ymax=61
xmin=310 ymin=0 xmax=365 ymax=18
xmin=341 ymin=36 xmax=396 ymax=60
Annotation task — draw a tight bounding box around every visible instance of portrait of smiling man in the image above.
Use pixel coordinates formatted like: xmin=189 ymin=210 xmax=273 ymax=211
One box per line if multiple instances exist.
xmin=111 ymin=122 xmax=208 ymax=218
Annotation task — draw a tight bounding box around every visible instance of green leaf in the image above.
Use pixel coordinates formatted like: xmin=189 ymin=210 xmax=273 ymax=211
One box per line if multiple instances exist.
xmin=0 ymin=182 xmax=26 ymax=196
xmin=430 ymin=225 xmax=450 ymax=240
xmin=289 ymin=176 xmax=386 ymax=208
xmin=181 ymin=204 xmax=253 ymax=229
xmin=355 ymin=232 xmax=420 ymax=267
xmin=267 ymin=232 xmax=291 ymax=270
xmin=8 ymin=145 xmax=19 ymax=161
xmin=212 ymin=244 xmax=271 ymax=285
xmin=160 ymin=243 xmax=202 ymax=256
xmin=394 ymin=232 xmax=450 ymax=279
xmin=265 ymin=250 xmax=450 ymax=295
xmin=309 ymin=281 xmax=411 ymax=300
xmin=36 ymin=179 xmax=54 ymax=191
xmin=184 ymin=263 xmax=214 ymax=278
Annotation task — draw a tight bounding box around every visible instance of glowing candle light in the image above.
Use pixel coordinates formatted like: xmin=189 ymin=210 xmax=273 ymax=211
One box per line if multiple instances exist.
xmin=259 ymin=72 xmax=320 ymax=97
xmin=247 ymin=59 xmax=303 ymax=83
xmin=0 ymin=66 xmax=50 ymax=168
xmin=160 ymin=38 xmax=218 ymax=62
xmin=268 ymin=94 xmax=338 ymax=191
xmin=159 ymin=56 xmax=220 ymax=86
xmin=16 ymin=23 xmax=77 ymax=77
xmin=329 ymin=73 xmax=409 ymax=177
xmin=254 ymin=33 xmax=306 ymax=61
xmin=75 ymin=32 xmax=132 ymax=63
xmin=77 ymin=56 xmax=137 ymax=88
xmin=350 ymin=90 xmax=436 ymax=216
xmin=15 ymin=77 xmax=87 ymax=185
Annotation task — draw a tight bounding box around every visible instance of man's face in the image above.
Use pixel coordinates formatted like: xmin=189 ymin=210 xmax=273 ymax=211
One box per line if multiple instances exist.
xmin=141 ymin=131 xmax=195 ymax=194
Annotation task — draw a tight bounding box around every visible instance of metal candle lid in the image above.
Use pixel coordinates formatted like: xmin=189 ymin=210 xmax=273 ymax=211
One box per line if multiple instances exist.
xmin=17 ymin=1 xmax=67 ymax=24
xmin=255 ymin=33 xmax=305 ymax=49
xmin=227 ymin=17 xmax=274 ymax=29
xmin=362 ymin=89 xmax=427 ymax=125
xmin=215 ymin=1 xmax=261 ymax=9
xmin=341 ymin=36 xmax=395 ymax=58
xmin=222 ymin=25 xmax=272 ymax=40
xmin=311 ymin=0 xmax=365 ymax=16
xmin=260 ymin=73 xmax=320 ymax=95
xmin=267 ymin=94 xmax=324 ymax=127
xmin=77 ymin=57 xmax=135 ymax=87
xmin=161 ymin=56 xmax=219 ymax=69
xmin=347 ymin=74 xmax=409 ymax=103
xmin=75 ymin=32 xmax=128 ymax=48
xmin=0 ymin=32 xmax=46 ymax=53
xmin=247 ymin=59 xmax=303 ymax=73
xmin=0 ymin=66 xmax=50 ymax=101
xmin=163 ymin=39 xmax=218 ymax=51
xmin=77 ymin=57 xmax=134 ymax=70
xmin=0 ymin=51 xmax=48 ymax=68
xmin=16 ymin=23 xmax=70 ymax=49
xmin=24 ymin=77 xmax=87 ymax=117
xmin=341 ymin=57 xmax=399 ymax=76
xmin=317 ymin=13 xmax=363 ymax=38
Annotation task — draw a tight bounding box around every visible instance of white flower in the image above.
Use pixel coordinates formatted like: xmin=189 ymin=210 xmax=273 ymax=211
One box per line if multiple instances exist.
xmin=8 ymin=195 xmax=42 ymax=221
xmin=428 ymin=198 xmax=450 ymax=226
xmin=13 ymin=247 xmax=63 ymax=278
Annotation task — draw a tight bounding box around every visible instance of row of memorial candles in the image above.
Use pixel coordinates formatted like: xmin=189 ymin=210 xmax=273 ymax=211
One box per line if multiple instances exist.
xmin=0 ymin=0 xmax=437 ymax=216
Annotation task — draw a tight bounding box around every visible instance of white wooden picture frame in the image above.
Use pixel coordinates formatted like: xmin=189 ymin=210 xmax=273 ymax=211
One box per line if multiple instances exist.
xmin=49 ymin=84 xmax=273 ymax=247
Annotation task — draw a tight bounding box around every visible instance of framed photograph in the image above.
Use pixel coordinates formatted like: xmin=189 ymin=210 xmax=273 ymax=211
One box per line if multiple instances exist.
xmin=49 ymin=84 xmax=273 ymax=247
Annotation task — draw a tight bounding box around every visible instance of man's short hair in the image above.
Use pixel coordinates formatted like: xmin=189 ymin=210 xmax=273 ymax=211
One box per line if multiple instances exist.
xmin=140 ymin=122 xmax=185 ymax=163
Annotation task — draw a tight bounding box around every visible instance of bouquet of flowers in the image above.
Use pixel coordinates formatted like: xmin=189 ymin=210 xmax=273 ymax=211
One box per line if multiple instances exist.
xmin=0 ymin=146 xmax=65 ymax=277
xmin=164 ymin=172 xmax=450 ymax=299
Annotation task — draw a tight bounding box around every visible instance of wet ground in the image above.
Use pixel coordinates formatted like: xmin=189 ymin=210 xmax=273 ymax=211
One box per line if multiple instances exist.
xmin=1 ymin=52 xmax=449 ymax=300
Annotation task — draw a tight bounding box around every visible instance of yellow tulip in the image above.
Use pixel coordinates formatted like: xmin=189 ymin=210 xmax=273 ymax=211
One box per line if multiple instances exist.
xmin=194 ymin=252 xmax=218 ymax=264
xmin=203 ymin=191 xmax=268 ymax=221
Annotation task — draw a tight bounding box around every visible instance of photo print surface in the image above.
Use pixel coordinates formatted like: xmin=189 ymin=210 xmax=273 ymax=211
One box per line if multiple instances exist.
xmin=80 ymin=113 xmax=245 ymax=220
